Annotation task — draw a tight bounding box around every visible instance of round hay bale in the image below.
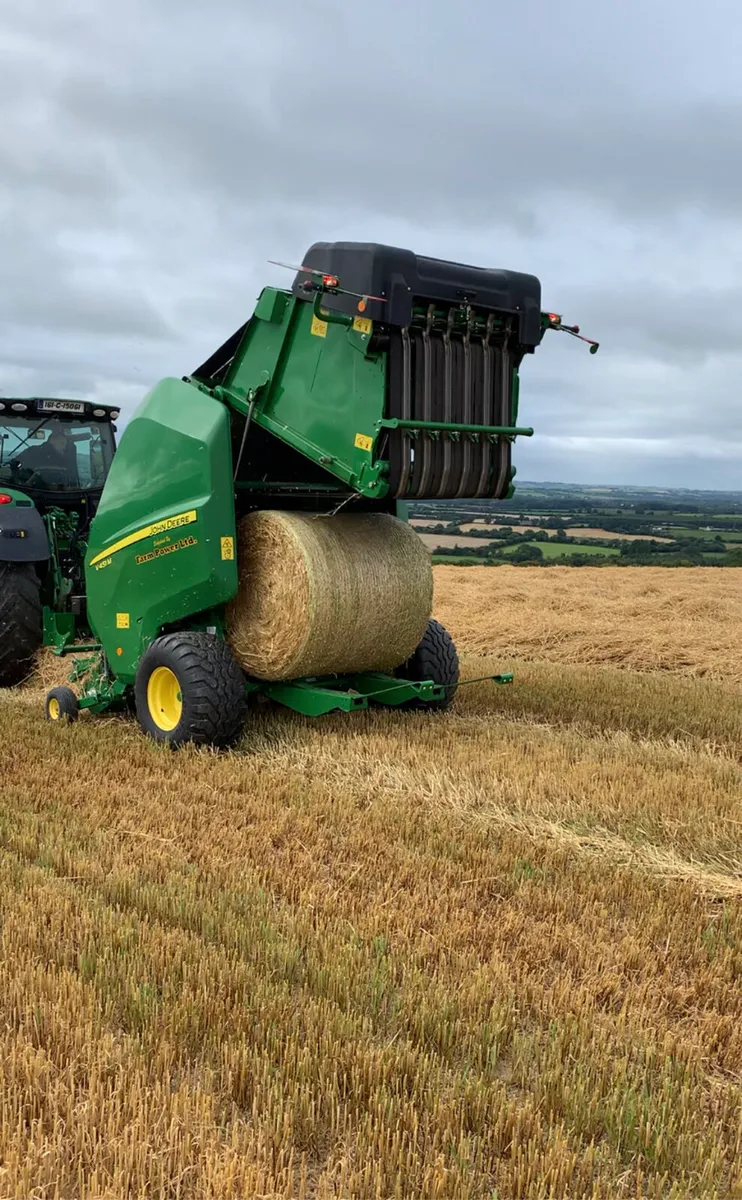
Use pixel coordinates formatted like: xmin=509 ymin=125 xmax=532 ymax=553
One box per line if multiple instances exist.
xmin=225 ymin=509 xmax=433 ymax=681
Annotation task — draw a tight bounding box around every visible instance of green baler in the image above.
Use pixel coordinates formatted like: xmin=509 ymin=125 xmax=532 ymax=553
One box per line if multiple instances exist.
xmin=44 ymin=242 xmax=597 ymax=744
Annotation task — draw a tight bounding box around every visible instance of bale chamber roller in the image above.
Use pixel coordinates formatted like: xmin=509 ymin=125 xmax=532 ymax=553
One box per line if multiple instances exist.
xmin=44 ymin=241 xmax=598 ymax=746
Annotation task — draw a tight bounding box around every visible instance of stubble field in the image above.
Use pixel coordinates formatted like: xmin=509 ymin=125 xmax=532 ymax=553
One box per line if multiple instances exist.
xmin=1 ymin=566 xmax=742 ymax=1199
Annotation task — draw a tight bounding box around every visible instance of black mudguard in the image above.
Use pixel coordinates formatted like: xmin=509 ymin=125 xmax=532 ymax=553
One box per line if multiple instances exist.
xmin=0 ymin=506 xmax=50 ymax=563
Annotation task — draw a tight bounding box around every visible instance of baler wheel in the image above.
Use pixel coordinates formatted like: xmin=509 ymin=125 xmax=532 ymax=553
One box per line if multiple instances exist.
xmin=135 ymin=632 xmax=247 ymax=748
xmin=46 ymin=686 xmax=79 ymax=723
xmin=396 ymin=618 xmax=460 ymax=711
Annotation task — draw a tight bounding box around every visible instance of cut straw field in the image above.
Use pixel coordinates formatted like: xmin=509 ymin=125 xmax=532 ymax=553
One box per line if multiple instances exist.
xmin=2 ymin=565 xmax=742 ymax=1198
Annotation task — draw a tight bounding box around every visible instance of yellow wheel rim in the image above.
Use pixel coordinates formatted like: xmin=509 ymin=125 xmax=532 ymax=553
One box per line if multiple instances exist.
xmin=147 ymin=666 xmax=183 ymax=732
xmin=48 ymin=698 xmax=60 ymax=720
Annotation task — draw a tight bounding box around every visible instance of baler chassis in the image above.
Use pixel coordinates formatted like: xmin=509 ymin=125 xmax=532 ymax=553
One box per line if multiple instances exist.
xmin=46 ymin=645 xmax=513 ymax=729
xmin=40 ymin=240 xmax=598 ymax=748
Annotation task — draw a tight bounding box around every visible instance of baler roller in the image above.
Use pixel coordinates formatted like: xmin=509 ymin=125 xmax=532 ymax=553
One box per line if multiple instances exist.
xmin=385 ymin=315 xmax=519 ymax=500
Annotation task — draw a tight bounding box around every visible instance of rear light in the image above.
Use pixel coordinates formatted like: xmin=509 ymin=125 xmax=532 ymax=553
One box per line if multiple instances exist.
xmin=0 ymin=402 xmax=5 ymax=411
xmin=110 ymin=409 xmax=120 ymax=419
xmin=93 ymin=408 xmax=106 ymax=417
xmin=10 ymin=402 xmax=27 ymax=412
xmin=0 ymin=494 xmax=12 ymax=505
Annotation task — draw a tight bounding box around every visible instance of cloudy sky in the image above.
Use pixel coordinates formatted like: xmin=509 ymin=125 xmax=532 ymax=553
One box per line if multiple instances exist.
xmin=3 ymin=0 xmax=742 ymax=489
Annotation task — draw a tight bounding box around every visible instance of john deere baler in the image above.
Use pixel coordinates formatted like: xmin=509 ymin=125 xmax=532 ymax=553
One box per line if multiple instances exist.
xmin=44 ymin=242 xmax=597 ymax=745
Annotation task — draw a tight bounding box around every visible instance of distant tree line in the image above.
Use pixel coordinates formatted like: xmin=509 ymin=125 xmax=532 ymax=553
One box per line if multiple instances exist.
xmin=430 ymin=538 xmax=742 ymax=567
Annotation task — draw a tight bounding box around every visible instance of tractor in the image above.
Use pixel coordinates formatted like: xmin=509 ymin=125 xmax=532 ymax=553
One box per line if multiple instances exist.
xmin=42 ymin=242 xmax=597 ymax=743
xmin=0 ymin=396 xmax=119 ymax=685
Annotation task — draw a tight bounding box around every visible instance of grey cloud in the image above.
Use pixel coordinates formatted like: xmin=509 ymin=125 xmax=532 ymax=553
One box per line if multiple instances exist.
xmin=42 ymin=0 xmax=742 ymax=231
xmin=0 ymin=210 xmax=175 ymax=342
xmin=3 ymin=0 xmax=742 ymax=486
xmin=552 ymin=283 xmax=742 ymax=364
xmin=57 ymin=64 xmax=742 ymax=229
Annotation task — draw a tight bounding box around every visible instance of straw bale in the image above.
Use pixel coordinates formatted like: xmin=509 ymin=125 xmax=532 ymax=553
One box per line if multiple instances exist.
xmin=225 ymin=509 xmax=433 ymax=681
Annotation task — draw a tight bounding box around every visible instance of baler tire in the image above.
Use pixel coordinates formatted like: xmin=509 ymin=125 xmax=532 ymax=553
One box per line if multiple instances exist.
xmin=396 ymin=618 xmax=460 ymax=711
xmin=0 ymin=562 xmax=43 ymax=687
xmin=46 ymin=686 xmax=80 ymax=724
xmin=135 ymin=632 xmax=248 ymax=749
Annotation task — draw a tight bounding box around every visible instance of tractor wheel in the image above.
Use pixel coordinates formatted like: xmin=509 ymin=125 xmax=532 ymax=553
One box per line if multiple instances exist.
xmin=46 ymin=686 xmax=80 ymax=723
xmin=0 ymin=562 xmax=43 ymax=687
xmin=135 ymin=632 xmax=247 ymax=748
xmin=396 ymin=617 xmax=460 ymax=711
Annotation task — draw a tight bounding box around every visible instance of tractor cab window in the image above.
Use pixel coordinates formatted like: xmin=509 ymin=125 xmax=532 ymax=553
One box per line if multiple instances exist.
xmin=0 ymin=416 xmax=114 ymax=493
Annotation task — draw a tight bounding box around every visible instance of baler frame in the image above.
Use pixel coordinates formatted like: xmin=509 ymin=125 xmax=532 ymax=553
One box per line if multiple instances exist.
xmin=53 ymin=646 xmax=514 ymax=723
xmin=43 ymin=240 xmax=597 ymax=746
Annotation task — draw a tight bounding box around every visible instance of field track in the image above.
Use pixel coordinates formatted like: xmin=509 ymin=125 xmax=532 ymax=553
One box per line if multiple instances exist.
xmin=1 ymin=566 xmax=741 ymax=1198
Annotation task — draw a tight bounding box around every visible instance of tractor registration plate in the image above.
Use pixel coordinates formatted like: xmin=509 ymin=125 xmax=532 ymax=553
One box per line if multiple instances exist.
xmin=37 ymin=399 xmax=86 ymax=414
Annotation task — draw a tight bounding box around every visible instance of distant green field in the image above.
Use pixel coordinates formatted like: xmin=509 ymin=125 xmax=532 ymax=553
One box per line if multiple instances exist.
xmin=414 ymin=486 xmax=742 ymax=569
xmin=430 ymin=555 xmax=482 ymax=565
xmin=664 ymin=526 xmax=742 ymax=542
xmin=500 ymin=541 xmax=620 ymax=560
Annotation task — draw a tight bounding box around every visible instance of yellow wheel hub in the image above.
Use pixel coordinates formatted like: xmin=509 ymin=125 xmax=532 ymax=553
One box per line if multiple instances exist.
xmin=147 ymin=666 xmax=183 ymax=732
xmin=48 ymin=698 xmax=60 ymax=720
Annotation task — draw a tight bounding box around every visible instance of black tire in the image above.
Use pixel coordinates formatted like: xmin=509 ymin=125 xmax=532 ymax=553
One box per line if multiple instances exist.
xmin=135 ymin=632 xmax=248 ymax=748
xmin=0 ymin=562 xmax=43 ymax=687
xmin=46 ymin=686 xmax=79 ymax=723
xmin=396 ymin=618 xmax=460 ymax=711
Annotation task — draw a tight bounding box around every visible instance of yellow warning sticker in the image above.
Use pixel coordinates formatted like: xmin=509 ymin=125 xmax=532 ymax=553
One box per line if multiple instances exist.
xmin=310 ymin=315 xmax=328 ymax=338
xmin=354 ymin=433 xmax=373 ymax=452
xmin=116 ymin=612 xmax=130 ymax=629
xmin=221 ymin=536 xmax=235 ymax=560
xmin=353 ymin=316 xmax=372 ymax=335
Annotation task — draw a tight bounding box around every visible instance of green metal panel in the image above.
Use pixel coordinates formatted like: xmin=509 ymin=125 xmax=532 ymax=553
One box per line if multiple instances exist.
xmin=261 ymin=680 xmax=370 ymax=717
xmin=43 ymin=608 xmax=76 ymax=652
xmin=84 ymin=378 xmax=238 ymax=684
xmin=203 ymin=287 xmax=540 ymax=502
xmin=218 ymin=288 xmax=389 ymax=497
xmin=260 ymin=674 xmax=448 ymax=715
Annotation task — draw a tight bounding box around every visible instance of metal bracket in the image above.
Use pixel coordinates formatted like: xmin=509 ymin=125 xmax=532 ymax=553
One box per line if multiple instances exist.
xmin=377 ymin=418 xmax=534 ymax=438
xmin=313 ymin=292 xmax=353 ymax=328
xmin=251 ymin=669 xmax=514 ymax=718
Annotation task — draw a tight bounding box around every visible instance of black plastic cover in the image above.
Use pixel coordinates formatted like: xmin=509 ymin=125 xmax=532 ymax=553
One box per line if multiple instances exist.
xmin=0 ymin=505 xmax=49 ymax=563
xmin=191 ymin=322 xmax=248 ymax=387
xmin=292 ymin=242 xmax=543 ymax=348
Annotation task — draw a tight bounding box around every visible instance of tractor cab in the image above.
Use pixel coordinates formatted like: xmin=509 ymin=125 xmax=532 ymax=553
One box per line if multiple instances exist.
xmin=0 ymin=397 xmax=121 ymax=688
xmin=0 ymin=397 xmax=118 ymax=523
